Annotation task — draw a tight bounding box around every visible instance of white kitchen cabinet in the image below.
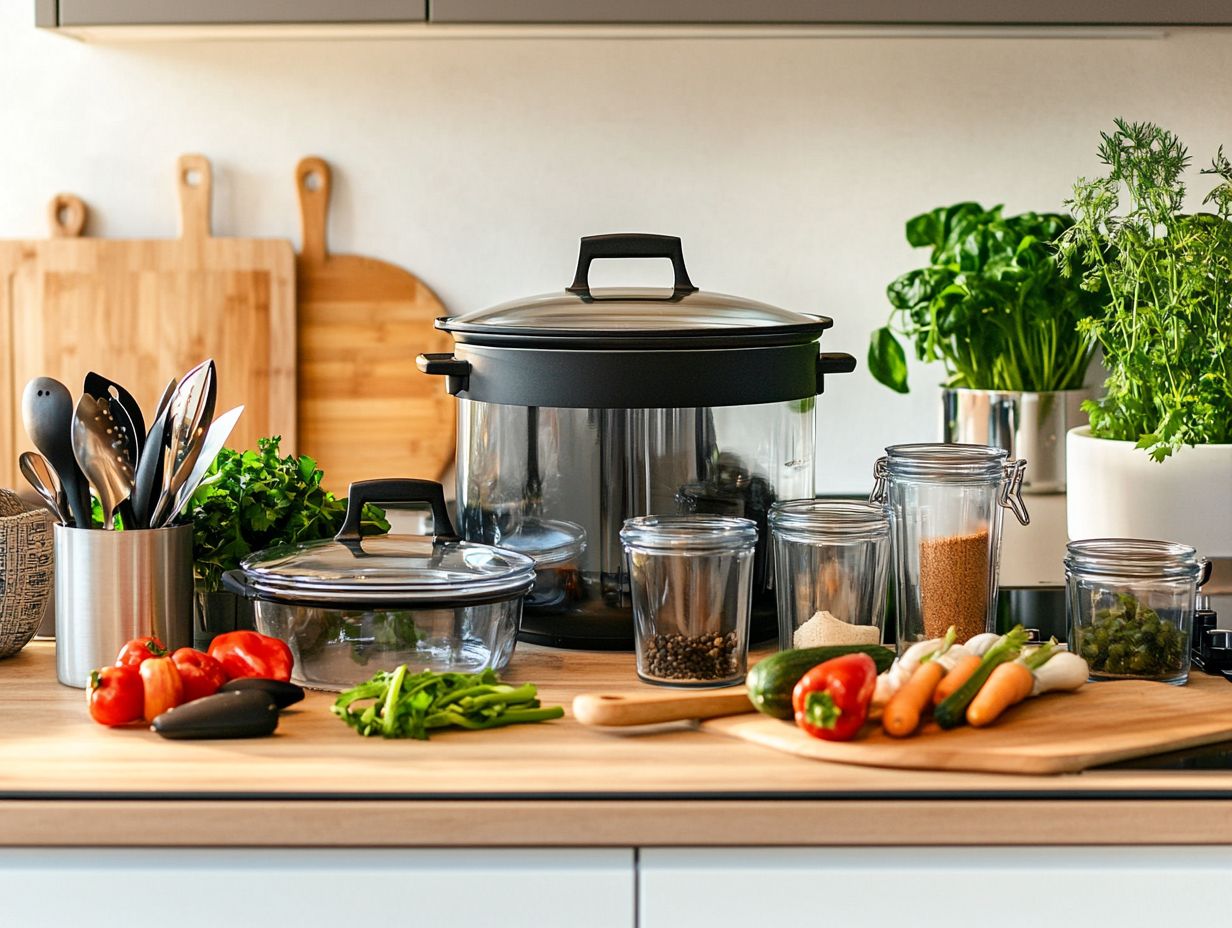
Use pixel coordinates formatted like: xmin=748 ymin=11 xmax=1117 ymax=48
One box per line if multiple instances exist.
xmin=0 ymin=848 xmax=634 ymax=928
xmin=639 ymin=846 xmax=1232 ymax=928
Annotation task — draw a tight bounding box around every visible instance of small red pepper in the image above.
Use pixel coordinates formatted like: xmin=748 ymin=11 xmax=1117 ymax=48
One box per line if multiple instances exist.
xmin=115 ymin=636 xmax=168 ymax=668
xmin=791 ymin=652 xmax=878 ymax=742
xmin=171 ymin=648 xmax=228 ymax=703
xmin=208 ymin=631 xmax=294 ymax=682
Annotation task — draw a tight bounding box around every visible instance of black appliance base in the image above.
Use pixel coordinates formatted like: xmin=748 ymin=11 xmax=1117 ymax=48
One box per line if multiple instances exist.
xmin=517 ymin=600 xmax=779 ymax=652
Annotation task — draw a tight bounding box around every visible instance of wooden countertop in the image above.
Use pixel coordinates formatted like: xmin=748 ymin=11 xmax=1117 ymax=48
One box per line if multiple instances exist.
xmin=3 ymin=641 xmax=1232 ymax=847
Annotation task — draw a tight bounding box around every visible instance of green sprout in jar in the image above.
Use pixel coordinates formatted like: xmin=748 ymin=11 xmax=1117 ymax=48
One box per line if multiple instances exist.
xmin=1076 ymin=591 xmax=1185 ymax=678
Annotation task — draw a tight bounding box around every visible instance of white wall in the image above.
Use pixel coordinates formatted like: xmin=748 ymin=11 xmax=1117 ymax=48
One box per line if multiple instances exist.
xmin=2 ymin=8 xmax=1230 ymax=491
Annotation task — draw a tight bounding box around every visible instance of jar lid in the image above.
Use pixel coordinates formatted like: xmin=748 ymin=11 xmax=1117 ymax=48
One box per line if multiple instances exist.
xmin=239 ymin=534 xmax=537 ymax=605
xmin=1065 ymin=538 xmax=1207 ymax=581
xmin=884 ymin=443 xmax=1008 ymax=478
xmin=768 ymin=499 xmax=889 ymax=539
xmin=490 ymin=518 xmax=586 ymax=568
xmin=619 ymin=515 xmax=758 ymax=553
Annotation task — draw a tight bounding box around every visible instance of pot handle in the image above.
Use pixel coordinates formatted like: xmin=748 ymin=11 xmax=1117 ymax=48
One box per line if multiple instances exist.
xmin=335 ymin=478 xmax=459 ymax=545
xmin=221 ymin=569 xmax=256 ymax=599
xmin=817 ymin=352 xmax=857 ymax=393
xmin=566 ymin=233 xmax=698 ymax=300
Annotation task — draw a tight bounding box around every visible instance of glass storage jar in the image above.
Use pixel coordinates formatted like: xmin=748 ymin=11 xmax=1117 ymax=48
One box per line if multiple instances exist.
xmin=871 ymin=444 xmax=1029 ymax=644
xmin=620 ymin=515 xmax=757 ymax=687
xmin=1066 ymin=538 xmax=1210 ymax=685
xmin=768 ymin=500 xmax=890 ymax=649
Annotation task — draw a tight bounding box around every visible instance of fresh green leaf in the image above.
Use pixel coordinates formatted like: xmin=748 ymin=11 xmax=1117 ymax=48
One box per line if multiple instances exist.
xmin=867 ymin=326 xmax=910 ymax=393
xmin=187 ymin=436 xmax=391 ymax=592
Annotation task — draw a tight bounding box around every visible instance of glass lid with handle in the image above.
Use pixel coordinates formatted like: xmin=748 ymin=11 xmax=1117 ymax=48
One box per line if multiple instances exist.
xmin=226 ymin=479 xmax=536 ymax=606
xmin=435 ymin=233 xmax=833 ymax=349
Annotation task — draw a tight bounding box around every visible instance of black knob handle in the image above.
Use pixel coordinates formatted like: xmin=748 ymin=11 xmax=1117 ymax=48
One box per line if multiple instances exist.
xmin=335 ymin=478 xmax=458 ymax=544
xmin=566 ymin=233 xmax=698 ymax=300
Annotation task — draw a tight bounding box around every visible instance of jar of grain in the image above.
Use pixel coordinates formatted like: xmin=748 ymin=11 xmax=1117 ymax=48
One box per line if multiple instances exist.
xmin=768 ymin=500 xmax=890 ymax=650
xmin=871 ymin=444 xmax=1029 ymax=645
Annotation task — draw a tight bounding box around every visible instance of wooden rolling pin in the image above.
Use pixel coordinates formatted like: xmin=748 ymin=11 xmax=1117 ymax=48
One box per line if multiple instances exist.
xmin=572 ymin=689 xmax=753 ymax=727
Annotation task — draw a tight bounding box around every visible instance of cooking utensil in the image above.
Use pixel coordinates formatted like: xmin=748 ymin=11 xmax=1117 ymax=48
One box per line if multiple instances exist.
xmin=71 ymin=394 xmax=135 ymax=531
xmin=19 ymin=451 xmax=68 ymax=524
xmin=0 ymin=155 xmax=296 ymax=494
xmin=83 ymin=372 xmax=146 ymax=466
xmin=164 ymin=404 xmax=243 ymax=526
xmin=153 ymin=376 xmax=177 ymax=420
xmin=150 ymin=360 xmax=217 ymax=529
xmin=131 ymin=398 xmax=172 ymax=529
xmin=294 ymin=156 xmax=454 ymax=492
xmin=221 ymin=479 xmax=536 ymax=692
xmin=572 ymin=689 xmax=752 ymax=726
xmin=21 ymin=376 xmax=92 ymax=528
xmin=418 ymin=232 xmax=857 ymax=650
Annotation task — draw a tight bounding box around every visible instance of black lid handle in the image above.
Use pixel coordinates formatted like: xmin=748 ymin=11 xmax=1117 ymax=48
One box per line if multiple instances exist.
xmin=335 ymin=478 xmax=459 ymax=545
xmin=566 ymin=233 xmax=698 ymax=300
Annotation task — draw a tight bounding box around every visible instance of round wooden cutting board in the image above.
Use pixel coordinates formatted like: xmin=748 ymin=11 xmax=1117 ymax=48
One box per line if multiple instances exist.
xmin=294 ymin=156 xmax=456 ymax=495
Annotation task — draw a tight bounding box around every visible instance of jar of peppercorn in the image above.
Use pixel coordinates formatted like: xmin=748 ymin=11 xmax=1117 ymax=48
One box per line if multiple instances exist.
xmin=620 ymin=515 xmax=757 ymax=687
xmin=1066 ymin=538 xmax=1211 ymax=685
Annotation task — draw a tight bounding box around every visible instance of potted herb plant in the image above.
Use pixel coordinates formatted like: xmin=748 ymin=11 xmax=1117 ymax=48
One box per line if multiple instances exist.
xmin=1058 ymin=119 xmax=1232 ymax=555
xmin=187 ymin=437 xmax=390 ymax=648
xmin=869 ymin=203 xmax=1105 ymax=492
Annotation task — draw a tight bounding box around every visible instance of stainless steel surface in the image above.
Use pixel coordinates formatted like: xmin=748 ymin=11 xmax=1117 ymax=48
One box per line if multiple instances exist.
xmin=167 ymin=404 xmax=244 ymax=524
xmin=942 ymin=387 xmax=1090 ymax=494
xmin=71 ymin=394 xmax=134 ymax=530
xmin=21 ymin=376 xmax=92 ymax=528
xmin=151 ymin=360 xmax=216 ymax=528
xmin=53 ymin=523 xmax=193 ymax=688
xmin=18 ymin=451 xmax=67 ymax=524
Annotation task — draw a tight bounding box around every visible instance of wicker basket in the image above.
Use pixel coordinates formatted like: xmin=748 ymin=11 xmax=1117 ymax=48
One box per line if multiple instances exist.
xmin=0 ymin=489 xmax=54 ymax=658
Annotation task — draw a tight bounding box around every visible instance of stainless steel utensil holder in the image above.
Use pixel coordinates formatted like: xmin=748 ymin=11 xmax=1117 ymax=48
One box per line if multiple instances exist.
xmin=54 ymin=524 xmax=193 ymax=688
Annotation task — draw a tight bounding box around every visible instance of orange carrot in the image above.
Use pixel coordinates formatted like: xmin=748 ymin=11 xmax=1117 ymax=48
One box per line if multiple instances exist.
xmin=882 ymin=659 xmax=945 ymax=738
xmin=966 ymin=661 xmax=1035 ymax=728
xmin=931 ymin=653 xmax=981 ymax=706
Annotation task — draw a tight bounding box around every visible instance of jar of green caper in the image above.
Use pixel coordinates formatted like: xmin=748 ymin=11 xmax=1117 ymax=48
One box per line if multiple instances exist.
xmin=1066 ymin=539 xmax=1210 ymax=686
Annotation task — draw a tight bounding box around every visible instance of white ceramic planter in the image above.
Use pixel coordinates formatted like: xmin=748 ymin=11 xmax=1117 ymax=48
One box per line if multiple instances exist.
xmin=1066 ymin=426 xmax=1232 ymax=557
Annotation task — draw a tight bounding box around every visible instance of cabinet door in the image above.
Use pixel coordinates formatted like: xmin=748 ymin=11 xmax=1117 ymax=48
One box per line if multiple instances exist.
xmin=430 ymin=1 xmax=1232 ymax=24
xmin=0 ymin=848 xmax=634 ymax=928
xmin=55 ymin=0 xmax=426 ymax=25
xmin=640 ymin=847 xmax=1232 ymax=928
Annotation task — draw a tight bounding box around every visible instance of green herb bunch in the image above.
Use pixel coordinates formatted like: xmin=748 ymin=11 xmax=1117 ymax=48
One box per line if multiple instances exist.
xmin=1058 ymin=119 xmax=1232 ymax=461
xmin=188 ymin=436 xmax=390 ymax=592
xmin=869 ymin=203 xmax=1105 ymax=394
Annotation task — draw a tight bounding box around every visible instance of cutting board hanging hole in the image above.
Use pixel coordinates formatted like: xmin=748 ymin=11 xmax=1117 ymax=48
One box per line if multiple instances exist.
xmin=48 ymin=194 xmax=86 ymax=238
xmin=296 ymin=156 xmax=331 ymax=264
xmin=177 ymin=154 xmax=213 ymax=242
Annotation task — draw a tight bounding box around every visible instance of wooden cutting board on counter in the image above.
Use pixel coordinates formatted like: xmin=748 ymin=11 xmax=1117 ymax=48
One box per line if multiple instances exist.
xmin=0 ymin=155 xmax=296 ymax=491
xmin=294 ymin=156 xmax=454 ymax=493
xmin=577 ymin=677 xmax=1232 ymax=775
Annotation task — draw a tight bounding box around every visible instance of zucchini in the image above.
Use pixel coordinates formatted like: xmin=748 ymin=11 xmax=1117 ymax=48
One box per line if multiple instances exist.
xmin=746 ymin=645 xmax=895 ymax=719
xmin=934 ymin=625 xmax=1028 ymax=730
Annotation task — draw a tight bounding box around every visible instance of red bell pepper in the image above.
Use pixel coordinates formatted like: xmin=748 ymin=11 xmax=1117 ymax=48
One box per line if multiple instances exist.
xmin=86 ymin=665 xmax=144 ymax=727
xmin=208 ymin=631 xmax=294 ymax=683
xmin=139 ymin=656 xmax=184 ymax=722
xmin=171 ymin=648 xmax=228 ymax=703
xmin=115 ymin=636 xmax=168 ymax=668
xmin=791 ymin=652 xmax=878 ymax=742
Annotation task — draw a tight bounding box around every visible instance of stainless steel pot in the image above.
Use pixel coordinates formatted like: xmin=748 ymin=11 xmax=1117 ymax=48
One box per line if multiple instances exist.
xmin=419 ymin=233 xmax=856 ymax=649
xmin=941 ymin=387 xmax=1091 ymax=493
xmin=222 ymin=479 xmax=535 ymax=691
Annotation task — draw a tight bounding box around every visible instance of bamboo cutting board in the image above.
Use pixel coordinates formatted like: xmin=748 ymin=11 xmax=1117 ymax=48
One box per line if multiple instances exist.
xmin=702 ymin=680 xmax=1232 ymax=775
xmin=294 ymin=156 xmax=454 ymax=493
xmin=0 ymin=155 xmax=296 ymax=491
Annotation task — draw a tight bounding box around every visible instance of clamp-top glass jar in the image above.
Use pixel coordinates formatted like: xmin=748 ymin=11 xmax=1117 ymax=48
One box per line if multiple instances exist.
xmin=871 ymin=444 xmax=1029 ymax=644
xmin=1066 ymin=539 xmax=1210 ymax=685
